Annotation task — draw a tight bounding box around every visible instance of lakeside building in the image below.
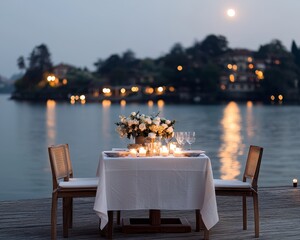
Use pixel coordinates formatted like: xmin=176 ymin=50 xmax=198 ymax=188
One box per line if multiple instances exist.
xmin=218 ymin=49 xmax=265 ymax=101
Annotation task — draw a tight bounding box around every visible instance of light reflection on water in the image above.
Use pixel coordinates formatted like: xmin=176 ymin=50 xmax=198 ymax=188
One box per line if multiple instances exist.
xmin=46 ymin=100 xmax=56 ymax=146
xmin=1 ymin=94 xmax=300 ymax=200
xmin=219 ymin=102 xmax=242 ymax=180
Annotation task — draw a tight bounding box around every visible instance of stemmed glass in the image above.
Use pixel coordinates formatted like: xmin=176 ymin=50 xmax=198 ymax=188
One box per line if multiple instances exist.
xmin=186 ymin=132 xmax=196 ymax=150
xmin=174 ymin=132 xmax=187 ymax=149
xmin=164 ymin=134 xmax=173 ymax=150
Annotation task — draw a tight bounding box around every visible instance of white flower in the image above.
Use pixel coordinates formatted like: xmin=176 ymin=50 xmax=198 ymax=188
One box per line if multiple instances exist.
xmin=148 ymin=132 xmax=156 ymax=138
xmin=128 ymin=120 xmax=134 ymax=126
xmin=165 ymin=120 xmax=171 ymax=125
xmin=131 ymin=112 xmax=136 ymax=116
xmin=145 ymin=117 xmax=152 ymax=124
xmin=166 ymin=126 xmax=174 ymax=133
xmin=161 ymin=123 xmax=168 ymax=129
xmin=139 ymin=123 xmax=146 ymax=131
xmin=153 ymin=120 xmax=160 ymax=126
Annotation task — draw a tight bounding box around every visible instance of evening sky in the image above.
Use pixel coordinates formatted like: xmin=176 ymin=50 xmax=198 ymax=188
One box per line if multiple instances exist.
xmin=1 ymin=0 xmax=299 ymax=78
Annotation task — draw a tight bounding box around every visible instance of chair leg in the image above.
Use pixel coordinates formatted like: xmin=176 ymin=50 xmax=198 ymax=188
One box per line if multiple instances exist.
xmin=51 ymin=193 xmax=58 ymax=240
xmin=243 ymin=195 xmax=247 ymax=230
xmin=69 ymin=198 xmax=73 ymax=228
xmin=253 ymin=193 xmax=259 ymax=238
xmin=63 ymin=198 xmax=69 ymax=237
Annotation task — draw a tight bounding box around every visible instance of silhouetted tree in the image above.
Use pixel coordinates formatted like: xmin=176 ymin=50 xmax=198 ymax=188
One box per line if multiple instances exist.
xmin=15 ymin=44 xmax=53 ymax=91
xmin=291 ymin=40 xmax=300 ymax=67
xmin=17 ymin=56 xmax=26 ymax=71
xmin=200 ymin=34 xmax=229 ymax=58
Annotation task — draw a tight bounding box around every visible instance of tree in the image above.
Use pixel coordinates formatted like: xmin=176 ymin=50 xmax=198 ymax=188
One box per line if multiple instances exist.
xmin=257 ymin=40 xmax=300 ymax=99
xmin=15 ymin=44 xmax=53 ymax=91
xmin=200 ymin=34 xmax=229 ymax=58
xmin=17 ymin=56 xmax=26 ymax=71
xmin=291 ymin=40 xmax=300 ymax=67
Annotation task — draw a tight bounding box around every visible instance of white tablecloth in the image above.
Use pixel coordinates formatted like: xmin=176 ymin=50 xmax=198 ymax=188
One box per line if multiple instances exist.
xmin=93 ymin=153 xmax=219 ymax=230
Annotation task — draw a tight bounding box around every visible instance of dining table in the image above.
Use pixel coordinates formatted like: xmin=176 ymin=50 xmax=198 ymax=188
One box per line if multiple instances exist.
xmin=93 ymin=150 xmax=219 ymax=239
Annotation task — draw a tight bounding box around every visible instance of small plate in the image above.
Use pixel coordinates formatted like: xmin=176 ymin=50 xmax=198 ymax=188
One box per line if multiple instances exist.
xmin=182 ymin=150 xmax=205 ymax=157
xmin=104 ymin=151 xmax=129 ymax=157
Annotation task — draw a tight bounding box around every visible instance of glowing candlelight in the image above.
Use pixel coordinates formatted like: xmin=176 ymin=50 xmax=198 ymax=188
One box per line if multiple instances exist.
xmin=160 ymin=145 xmax=169 ymax=157
xmin=293 ymin=178 xmax=298 ymax=187
xmin=129 ymin=149 xmax=137 ymax=157
xmin=173 ymin=147 xmax=182 ymax=157
xmin=139 ymin=147 xmax=147 ymax=157
xmin=169 ymin=143 xmax=176 ymax=154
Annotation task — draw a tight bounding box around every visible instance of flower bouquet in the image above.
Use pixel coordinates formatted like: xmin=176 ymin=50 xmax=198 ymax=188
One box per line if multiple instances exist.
xmin=115 ymin=111 xmax=175 ymax=140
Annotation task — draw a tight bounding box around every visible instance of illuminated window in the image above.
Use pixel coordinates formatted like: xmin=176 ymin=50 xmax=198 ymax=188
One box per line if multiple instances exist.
xmin=131 ymin=86 xmax=139 ymax=92
xmin=120 ymin=88 xmax=126 ymax=94
xmin=270 ymin=95 xmax=275 ymax=101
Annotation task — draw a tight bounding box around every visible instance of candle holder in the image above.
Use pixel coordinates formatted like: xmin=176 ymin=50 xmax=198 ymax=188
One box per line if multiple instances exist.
xmin=173 ymin=147 xmax=182 ymax=157
xmin=160 ymin=145 xmax=169 ymax=157
xmin=129 ymin=149 xmax=137 ymax=157
xmin=293 ymin=178 xmax=298 ymax=187
xmin=139 ymin=147 xmax=147 ymax=157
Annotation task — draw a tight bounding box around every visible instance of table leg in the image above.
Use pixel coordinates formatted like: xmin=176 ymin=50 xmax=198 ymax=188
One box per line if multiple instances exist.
xmin=100 ymin=211 xmax=114 ymax=239
xmin=122 ymin=209 xmax=191 ymax=234
xmin=149 ymin=209 xmax=161 ymax=225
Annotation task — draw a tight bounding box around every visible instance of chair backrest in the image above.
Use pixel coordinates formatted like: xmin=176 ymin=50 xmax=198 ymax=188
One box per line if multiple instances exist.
xmin=243 ymin=145 xmax=263 ymax=190
xmin=64 ymin=144 xmax=74 ymax=178
xmin=48 ymin=144 xmax=69 ymax=190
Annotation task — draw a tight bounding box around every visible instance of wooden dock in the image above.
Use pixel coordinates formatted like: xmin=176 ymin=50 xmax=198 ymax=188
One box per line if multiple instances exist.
xmin=0 ymin=186 xmax=299 ymax=239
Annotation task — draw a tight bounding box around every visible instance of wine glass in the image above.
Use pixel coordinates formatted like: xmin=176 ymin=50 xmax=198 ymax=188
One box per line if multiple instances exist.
xmin=186 ymin=132 xmax=196 ymax=150
xmin=164 ymin=134 xmax=173 ymax=150
xmin=175 ymin=132 xmax=186 ymax=149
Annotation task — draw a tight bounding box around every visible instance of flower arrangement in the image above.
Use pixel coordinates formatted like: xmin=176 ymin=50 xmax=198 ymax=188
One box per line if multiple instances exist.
xmin=115 ymin=111 xmax=175 ymax=139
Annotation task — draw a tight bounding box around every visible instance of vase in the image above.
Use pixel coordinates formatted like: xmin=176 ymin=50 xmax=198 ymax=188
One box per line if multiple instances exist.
xmin=135 ymin=136 xmax=145 ymax=145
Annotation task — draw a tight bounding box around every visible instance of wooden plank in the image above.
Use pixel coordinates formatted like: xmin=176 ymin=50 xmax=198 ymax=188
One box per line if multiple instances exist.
xmin=0 ymin=187 xmax=299 ymax=239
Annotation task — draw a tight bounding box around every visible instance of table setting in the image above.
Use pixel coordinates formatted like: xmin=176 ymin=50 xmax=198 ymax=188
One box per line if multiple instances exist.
xmin=93 ymin=111 xmax=219 ymax=239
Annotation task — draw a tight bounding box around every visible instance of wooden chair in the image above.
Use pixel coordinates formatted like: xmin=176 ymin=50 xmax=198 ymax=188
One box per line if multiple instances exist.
xmin=213 ymin=145 xmax=263 ymax=238
xmin=48 ymin=144 xmax=99 ymax=239
xmin=63 ymin=144 xmax=122 ymax=228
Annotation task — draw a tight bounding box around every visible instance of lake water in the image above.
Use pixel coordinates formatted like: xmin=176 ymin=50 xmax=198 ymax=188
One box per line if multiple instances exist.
xmin=0 ymin=94 xmax=299 ymax=201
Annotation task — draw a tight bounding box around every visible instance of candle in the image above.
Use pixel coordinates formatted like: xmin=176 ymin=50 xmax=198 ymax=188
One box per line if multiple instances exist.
xmin=169 ymin=143 xmax=176 ymax=154
xmin=139 ymin=147 xmax=147 ymax=157
xmin=160 ymin=145 xmax=169 ymax=157
xmin=173 ymin=147 xmax=182 ymax=157
xmin=129 ymin=149 xmax=137 ymax=157
xmin=293 ymin=178 xmax=298 ymax=187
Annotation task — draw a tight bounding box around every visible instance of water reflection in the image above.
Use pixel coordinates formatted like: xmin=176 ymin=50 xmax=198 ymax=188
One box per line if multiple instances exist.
xmin=46 ymin=100 xmax=56 ymax=146
xmin=246 ymin=101 xmax=255 ymax=138
xmin=157 ymin=99 xmax=164 ymax=109
xmin=219 ymin=101 xmax=242 ymax=180
xmin=120 ymin=99 xmax=126 ymax=107
xmin=102 ymin=99 xmax=111 ymax=140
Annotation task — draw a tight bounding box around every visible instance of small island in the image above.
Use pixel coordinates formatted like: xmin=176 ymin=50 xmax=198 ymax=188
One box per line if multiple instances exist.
xmin=11 ymin=35 xmax=300 ymax=104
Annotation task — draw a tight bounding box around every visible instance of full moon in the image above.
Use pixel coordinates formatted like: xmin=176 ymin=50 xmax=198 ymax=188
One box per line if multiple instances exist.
xmin=227 ymin=8 xmax=236 ymax=17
